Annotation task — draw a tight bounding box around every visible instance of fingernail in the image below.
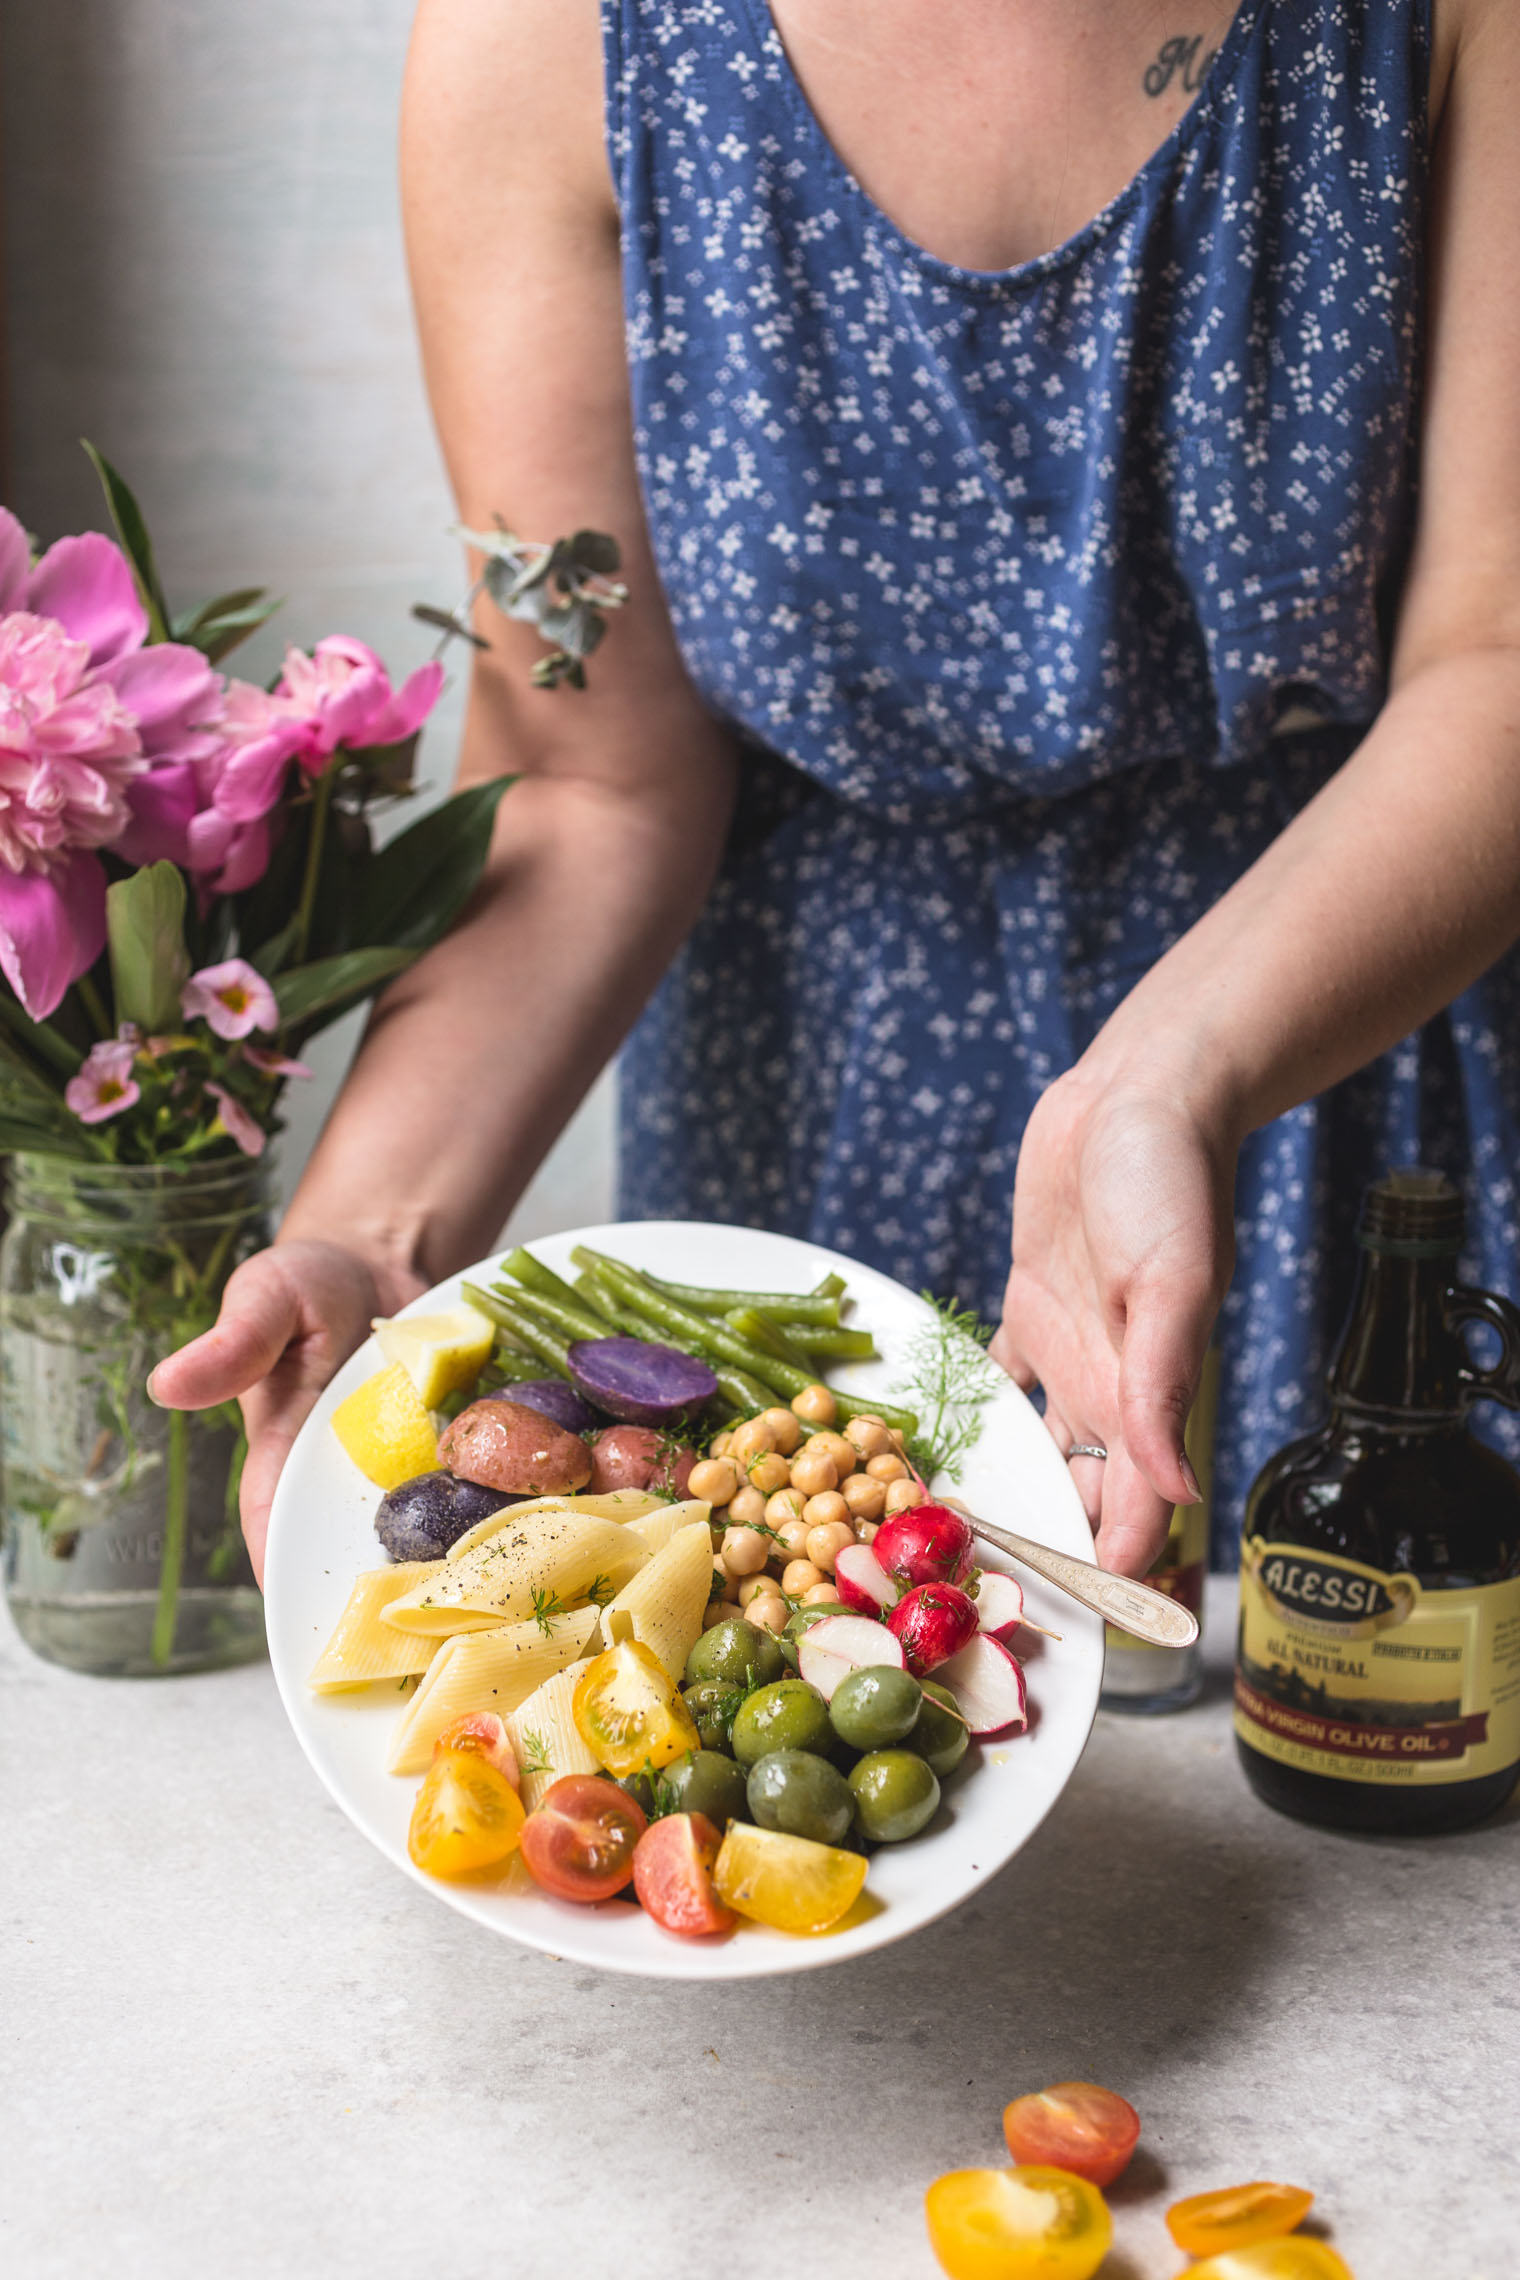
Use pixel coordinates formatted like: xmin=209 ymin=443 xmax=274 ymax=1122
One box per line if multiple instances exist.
xmin=145 ymin=1367 xmax=166 ymax=1407
xmin=1179 ymin=1454 xmax=1203 ymax=1502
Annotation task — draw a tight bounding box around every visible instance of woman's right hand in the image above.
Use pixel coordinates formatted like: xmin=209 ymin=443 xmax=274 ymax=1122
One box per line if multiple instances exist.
xmin=147 ymin=1241 xmax=421 ymax=1586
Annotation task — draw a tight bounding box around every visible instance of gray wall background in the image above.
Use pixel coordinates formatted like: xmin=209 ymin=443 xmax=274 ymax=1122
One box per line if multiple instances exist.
xmin=2 ymin=0 xmax=616 ymax=1243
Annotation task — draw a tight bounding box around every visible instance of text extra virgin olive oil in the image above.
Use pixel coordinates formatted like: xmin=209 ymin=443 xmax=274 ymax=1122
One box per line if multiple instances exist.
xmin=1235 ymin=1170 xmax=1520 ymax=1834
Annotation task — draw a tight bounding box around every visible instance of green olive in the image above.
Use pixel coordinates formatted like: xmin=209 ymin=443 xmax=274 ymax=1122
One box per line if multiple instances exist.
xmin=849 ymin=1749 xmax=941 ymax=1842
xmin=746 ymin=1749 xmax=856 ymax=1846
xmin=684 ymin=1617 xmax=786 ymax=1690
xmin=828 ymin=1664 xmax=924 ymax=1751
xmin=729 ymin=1678 xmax=833 ymax=1767
xmin=658 ymin=1749 xmax=750 ymax=1827
xmin=681 ymin=1679 xmax=745 ymax=1752
xmin=784 ymin=1601 xmax=852 ymax=1640
xmin=614 ymin=1769 xmax=656 ymax=1818
xmin=906 ymin=1678 xmax=970 ymax=1776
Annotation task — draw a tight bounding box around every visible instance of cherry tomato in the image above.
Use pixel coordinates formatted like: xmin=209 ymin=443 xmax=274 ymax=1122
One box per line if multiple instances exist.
xmin=408 ymin=1749 xmax=525 ymax=1878
xmin=925 ymin=2166 xmax=1112 ymax=2280
xmin=518 ymin=1775 xmax=647 ymax=1902
xmin=435 ymin=1711 xmax=519 ymax=1788
xmin=1001 ymin=2081 xmax=1140 ymax=2188
xmin=1167 ymin=2183 xmax=1316 ymax=2257
xmin=632 ymin=1811 xmax=737 ymax=1937
xmin=572 ymin=1638 xmax=700 ymax=1775
xmin=1185 ymin=2245 xmax=1353 ymax=2280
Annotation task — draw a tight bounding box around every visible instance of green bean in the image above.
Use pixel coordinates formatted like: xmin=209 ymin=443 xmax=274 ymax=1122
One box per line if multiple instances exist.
xmin=486 ymin=1342 xmax=566 ymax=1386
xmin=492 ymin=1280 xmax=607 ymax=1345
xmin=784 ymin=1325 xmax=879 ymax=1362
xmin=725 ymin=1306 xmax=815 ymax=1375
xmin=572 ymin=1247 xmax=802 ymax=1396
xmin=811 ymin=1272 xmax=847 ymax=1301
xmin=644 ymin=1271 xmax=840 ymax=1326
xmin=502 ymin=1247 xmax=615 ymax=1325
xmin=460 ymin=1283 xmax=571 ymax=1375
xmin=831 ymin=1389 xmax=920 ymax=1434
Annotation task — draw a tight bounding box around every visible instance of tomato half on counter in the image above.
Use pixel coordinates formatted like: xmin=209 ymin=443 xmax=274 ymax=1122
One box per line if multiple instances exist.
xmin=518 ymin=1775 xmax=647 ymax=1902
xmin=925 ymin=2164 xmax=1112 ymax=2280
xmin=1167 ymin=2182 xmax=1316 ymax=2257
xmin=632 ymin=1811 xmax=737 ymax=1936
xmin=1001 ymin=2081 xmax=1141 ymax=2187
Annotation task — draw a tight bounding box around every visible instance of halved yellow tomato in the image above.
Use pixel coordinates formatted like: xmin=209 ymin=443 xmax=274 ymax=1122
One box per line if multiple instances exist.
xmin=572 ymin=1636 xmax=699 ymax=1776
xmin=1167 ymin=2182 xmax=1315 ymax=2257
xmin=408 ymin=1747 xmax=525 ymax=1877
xmin=925 ymin=2165 xmax=1112 ymax=2280
xmin=712 ymin=1822 xmax=867 ymax=1934
xmin=1185 ymin=2244 xmax=1354 ymax=2280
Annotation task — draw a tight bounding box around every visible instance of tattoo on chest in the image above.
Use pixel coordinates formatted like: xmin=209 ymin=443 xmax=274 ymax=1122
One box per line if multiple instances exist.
xmin=1143 ymin=34 xmax=1219 ymax=98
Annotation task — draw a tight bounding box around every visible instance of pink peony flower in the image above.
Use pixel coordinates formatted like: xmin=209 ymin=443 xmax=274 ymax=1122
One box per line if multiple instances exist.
xmin=275 ymin=636 xmax=443 ymax=772
xmin=241 ymin=1042 xmax=311 ymax=1079
xmin=64 ymin=1038 xmax=140 ymax=1124
xmin=181 ymin=958 xmax=278 ymax=1039
xmin=205 ymin=1081 xmax=266 ymax=1158
xmin=0 ymin=507 xmax=225 ymax=1016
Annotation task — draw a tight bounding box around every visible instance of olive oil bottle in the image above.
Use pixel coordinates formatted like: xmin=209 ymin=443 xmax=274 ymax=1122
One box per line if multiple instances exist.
xmin=1236 ymin=1170 xmax=1520 ymax=1834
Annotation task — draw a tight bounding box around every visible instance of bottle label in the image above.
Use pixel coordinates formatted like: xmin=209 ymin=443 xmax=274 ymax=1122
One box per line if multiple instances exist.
xmin=1234 ymin=1537 xmax=1520 ymax=1786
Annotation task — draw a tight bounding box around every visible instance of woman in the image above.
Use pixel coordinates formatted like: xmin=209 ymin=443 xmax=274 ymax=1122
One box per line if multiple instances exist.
xmin=154 ymin=0 xmax=1520 ymax=1583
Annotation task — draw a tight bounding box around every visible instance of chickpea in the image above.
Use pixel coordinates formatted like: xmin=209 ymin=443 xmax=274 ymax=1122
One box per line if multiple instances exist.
xmin=803 ymin=1429 xmax=857 ymax=1477
xmin=702 ymin=1599 xmax=734 ymax=1630
xmin=689 ymin=1455 xmax=739 ymax=1507
xmin=774 ymin=1515 xmax=812 ymax=1562
xmin=738 ymin=1573 xmax=778 ymax=1608
xmin=791 ymin=1382 xmax=838 ymax=1427
xmin=805 ymin=1518 xmax=856 ymax=1574
xmin=884 ymin=1477 xmax=927 ymax=1517
xmin=781 ymin=1557 xmax=826 ymax=1597
xmin=764 ymin=1488 xmax=806 ymax=1528
xmin=729 ymin=1416 xmax=778 ymax=1466
xmin=708 ymin=1429 xmax=734 ymax=1460
xmin=789 ymin=1448 xmax=839 ymax=1498
xmin=866 ymin=1450 xmax=909 ymax=1483
xmin=801 ymin=1491 xmax=850 ymax=1531
xmin=841 ymin=1472 xmax=886 ymax=1525
xmin=727 ymin=1484 xmax=767 ymax=1528
xmin=721 ymin=1522 xmax=770 ymax=1576
xmin=802 ymin=1580 xmax=842 ymax=1606
xmin=888 ymin=1427 xmax=908 ymax=1452
xmin=711 ymin=1552 xmax=741 ymax=1601
xmin=746 ymin=1449 xmax=792 ymax=1497
xmin=844 ymin=1413 xmax=893 ymax=1460
xmin=745 ymin=1592 xmax=790 ymax=1634
xmin=759 ymin=1405 xmax=803 ymax=1455
xmin=857 ymin=1519 xmax=880 ymax=1544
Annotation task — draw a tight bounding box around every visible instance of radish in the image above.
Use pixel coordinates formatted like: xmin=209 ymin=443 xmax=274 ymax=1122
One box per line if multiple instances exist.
xmin=969 ymin=1567 xmax=1025 ymax=1640
xmin=833 ymin=1541 xmax=901 ymax=1618
xmin=873 ymin=1503 xmax=976 ymax=1588
xmin=887 ymin=1581 xmax=979 ymax=1677
xmin=936 ymin=1632 xmax=1028 ymax=1735
xmin=797 ymin=1614 xmax=906 ymax=1703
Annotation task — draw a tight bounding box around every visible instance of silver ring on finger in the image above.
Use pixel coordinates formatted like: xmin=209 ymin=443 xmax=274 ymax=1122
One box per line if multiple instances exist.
xmin=1066 ymin=1442 xmax=1108 ymax=1462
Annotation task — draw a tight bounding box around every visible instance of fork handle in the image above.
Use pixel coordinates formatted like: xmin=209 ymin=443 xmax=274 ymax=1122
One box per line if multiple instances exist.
xmin=944 ymin=1501 xmax=1200 ymax=1649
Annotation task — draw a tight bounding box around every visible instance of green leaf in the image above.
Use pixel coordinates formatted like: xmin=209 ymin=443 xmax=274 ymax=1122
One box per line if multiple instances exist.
xmin=346 ymin=778 xmax=513 ymax=954
xmin=81 ymin=441 xmax=171 ymax=643
xmin=172 ymin=587 xmax=283 ymax=665
xmin=0 ymin=993 xmax=82 ymax=1077
xmin=0 ymin=1119 xmax=94 ymax=1159
xmin=274 ymin=946 xmax=416 ymax=1032
xmin=567 ymin=529 xmax=621 ymax=576
xmin=107 ymin=861 xmax=190 ymax=1033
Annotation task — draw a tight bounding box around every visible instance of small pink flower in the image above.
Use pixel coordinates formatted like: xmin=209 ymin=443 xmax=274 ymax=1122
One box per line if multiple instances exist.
xmin=205 ymin=1081 xmax=266 ymax=1158
xmin=181 ymin=958 xmax=278 ymax=1040
xmin=276 ymin=636 xmax=442 ymax=772
xmin=64 ymin=1038 xmax=140 ymax=1125
xmin=241 ymin=1042 xmax=311 ymax=1079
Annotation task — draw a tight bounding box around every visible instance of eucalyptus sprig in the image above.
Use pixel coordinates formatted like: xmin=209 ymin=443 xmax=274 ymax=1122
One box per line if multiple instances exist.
xmin=417 ymin=521 xmax=628 ymax=691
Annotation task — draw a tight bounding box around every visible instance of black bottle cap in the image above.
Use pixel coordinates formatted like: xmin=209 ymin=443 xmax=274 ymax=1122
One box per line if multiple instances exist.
xmin=1356 ymin=1167 xmax=1465 ymax=1258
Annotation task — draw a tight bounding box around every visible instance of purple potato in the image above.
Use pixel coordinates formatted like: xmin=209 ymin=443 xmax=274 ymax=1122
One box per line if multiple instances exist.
xmin=374 ymin=1471 xmax=515 ymax=1561
xmin=566 ymin=1336 xmax=718 ymax=1427
xmin=486 ymin=1377 xmax=601 ymax=1437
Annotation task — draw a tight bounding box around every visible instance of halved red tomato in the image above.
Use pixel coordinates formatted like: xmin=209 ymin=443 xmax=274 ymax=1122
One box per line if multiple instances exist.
xmin=1166 ymin=2182 xmax=1315 ymax=2256
xmin=632 ymin=1812 xmax=736 ymax=1937
xmin=1001 ymin=2082 xmax=1140 ymax=2188
xmin=518 ymin=1775 xmax=647 ymax=1902
xmin=435 ymin=1711 xmax=519 ymax=1786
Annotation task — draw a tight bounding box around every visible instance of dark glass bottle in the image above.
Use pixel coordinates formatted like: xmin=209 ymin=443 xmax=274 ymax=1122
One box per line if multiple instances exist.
xmin=1235 ymin=1170 xmax=1520 ymax=1835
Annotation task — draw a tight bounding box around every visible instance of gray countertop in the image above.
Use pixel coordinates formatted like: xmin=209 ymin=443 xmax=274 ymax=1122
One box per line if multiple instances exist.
xmin=4 ymin=1577 xmax=1513 ymax=2280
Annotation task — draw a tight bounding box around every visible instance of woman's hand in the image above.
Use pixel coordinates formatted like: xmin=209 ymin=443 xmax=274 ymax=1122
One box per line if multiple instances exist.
xmin=147 ymin=1241 xmax=422 ymax=1586
xmin=991 ymin=1064 xmax=1238 ymax=1579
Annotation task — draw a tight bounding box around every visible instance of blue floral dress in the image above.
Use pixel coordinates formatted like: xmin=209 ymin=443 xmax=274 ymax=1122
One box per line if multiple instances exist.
xmin=600 ymin=0 xmax=1520 ymax=1557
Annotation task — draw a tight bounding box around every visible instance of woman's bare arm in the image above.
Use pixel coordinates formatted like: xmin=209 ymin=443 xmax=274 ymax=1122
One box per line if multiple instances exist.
xmin=151 ymin=0 xmax=734 ymax=1570
xmin=996 ymin=0 xmax=1520 ymax=1573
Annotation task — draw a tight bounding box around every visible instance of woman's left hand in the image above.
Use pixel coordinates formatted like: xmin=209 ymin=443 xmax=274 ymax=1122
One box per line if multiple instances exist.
xmin=990 ymin=1060 xmax=1238 ymax=1578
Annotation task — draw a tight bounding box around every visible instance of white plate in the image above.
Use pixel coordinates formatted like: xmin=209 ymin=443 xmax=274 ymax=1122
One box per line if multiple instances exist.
xmin=265 ymin=1221 xmax=1102 ymax=1978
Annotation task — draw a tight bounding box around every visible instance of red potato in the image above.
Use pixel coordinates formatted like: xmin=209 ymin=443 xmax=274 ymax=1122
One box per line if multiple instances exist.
xmin=887 ymin=1580 xmax=980 ymax=1676
xmin=586 ymin=1423 xmax=697 ymax=1499
xmin=437 ymin=1400 xmax=592 ymax=1496
xmin=872 ymin=1503 xmax=976 ymax=1588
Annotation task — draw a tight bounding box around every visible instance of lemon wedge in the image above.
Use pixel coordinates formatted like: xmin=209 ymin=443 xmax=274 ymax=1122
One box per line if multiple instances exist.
xmin=370 ymin=1305 xmax=495 ymax=1408
xmin=331 ymin=1363 xmax=441 ymax=1489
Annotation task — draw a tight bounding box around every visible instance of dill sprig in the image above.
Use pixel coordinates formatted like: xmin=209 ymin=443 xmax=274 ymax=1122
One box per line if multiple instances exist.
xmin=584 ymin=1573 xmax=616 ymax=1610
xmin=890 ymin=1291 xmax=1004 ymax=1484
xmin=530 ymin=1585 xmax=567 ymax=1636
xmin=518 ymin=1729 xmax=553 ymax=1776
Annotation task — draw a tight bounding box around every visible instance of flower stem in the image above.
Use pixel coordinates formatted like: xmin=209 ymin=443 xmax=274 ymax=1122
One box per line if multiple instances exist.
xmin=76 ymin=973 xmax=112 ymax=1040
xmin=151 ymin=1404 xmax=190 ymax=1668
xmin=290 ymin=768 xmax=335 ymax=973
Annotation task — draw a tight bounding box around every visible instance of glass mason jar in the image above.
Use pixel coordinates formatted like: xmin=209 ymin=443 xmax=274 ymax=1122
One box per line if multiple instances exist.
xmin=0 ymin=1153 xmax=272 ymax=1676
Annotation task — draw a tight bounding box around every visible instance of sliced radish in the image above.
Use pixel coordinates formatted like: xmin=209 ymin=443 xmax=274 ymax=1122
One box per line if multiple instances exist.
xmin=873 ymin=1504 xmax=976 ymax=1588
xmin=797 ymin=1615 xmax=906 ymax=1702
xmin=833 ymin=1541 xmax=901 ymax=1617
xmin=970 ymin=1567 xmax=1025 ymax=1640
xmin=937 ymin=1632 xmax=1028 ymax=1736
xmin=887 ymin=1580 xmax=980 ymax=1677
